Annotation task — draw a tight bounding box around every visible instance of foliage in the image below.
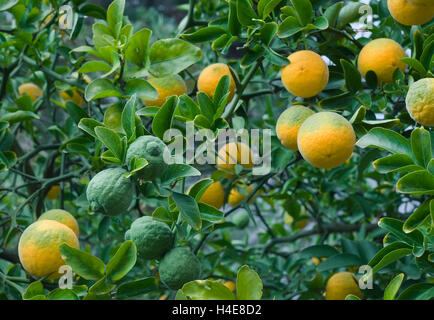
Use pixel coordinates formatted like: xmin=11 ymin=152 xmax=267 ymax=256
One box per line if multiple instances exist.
xmin=0 ymin=0 xmax=433 ymax=300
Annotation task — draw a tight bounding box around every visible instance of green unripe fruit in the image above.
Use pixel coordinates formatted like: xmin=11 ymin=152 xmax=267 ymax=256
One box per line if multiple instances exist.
xmin=126 ymin=135 xmax=169 ymax=181
xmin=231 ymin=211 xmax=250 ymax=229
xmin=159 ymin=247 xmax=201 ymax=290
xmin=86 ymin=168 xmax=133 ymax=216
xmin=125 ymin=216 xmax=173 ymax=260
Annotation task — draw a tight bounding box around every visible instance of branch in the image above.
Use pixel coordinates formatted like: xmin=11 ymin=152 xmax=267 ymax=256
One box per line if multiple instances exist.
xmin=263 ymin=223 xmax=377 ymax=253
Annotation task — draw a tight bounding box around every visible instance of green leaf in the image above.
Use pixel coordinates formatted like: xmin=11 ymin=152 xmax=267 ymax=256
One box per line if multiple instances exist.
xmin=236 ymin=265 xmax=263 ymax=300
xmin=378 ymin=218 xmax=424 ymax=248
xmin=181 ymin=280 xmax=236 ymax=300
xmin=65 ymin=102 xmax=88 ymax=125
xmin=0 ymin=111 xmax=39 ymax=123
xmin=107 ymin=0 xmax=124 ymax=38
xmin=403 ymin=199 xmax=431 ymax=233
xmin=336 ymin=2 xmax=363 ymax=29
xmin=397 ymin=283 xmax=434 ymax=300
xmin=372 ymin=154 xmax=417 ymax=174
xmin=300 ymin=245 xmax=340 ymax=258
xmin=198 ymin=202 xmax=224 ymax=223
xmin=116 ymin=277 xmax=157 ymax=299
xmin=160 ymin=164 xmax=201 ymax=186
xmin=197 ymin=92 xmax=216 ymax=123
xmin=78 ymin=61 xmax=112 ymax=73
xmin=79 ymin=3 xmax=107 ymax=19
xmin=290 ymin=0 xmax=313 ymax=26
xmin=125 ymin=28 xmax=152 ymax=68
xmin=0 ymin=0 xmax=18 ymax=11
xmin=171 ymin=191 xmax=202 ymax=230
xmin=121 ymin=95 xmax=136 ymax=142
xmin=23 ymin=281 xmax=44 ymax=300
xmin=125 ymin=79 xmax=158 ymax=100
xmin=181 ymin=27 xmax=227 ymax=43
xmin=384 ymin=273 xmax=404 ymax=300
xmin=85 ymin=79 xmax=122 ymax=101
xmin=345 ymin=294 xmax=361 ymax=300
xmin=187 ymin=179 xmax=214 ymax=200
xmin=278 ymin=16 xmax=302 ymax=38
xmin=152 ymin=96 xmax=178 ymax=139
xmin=420 ymin=40 xmax=434 ymax=71
xmin=356 ymin=128 xmax=412 ymax=157
xmin=95 ymin=126 xmax=124 ymax=161
xmin=228 ymin=0 xmax=241 ymax=35
xmin=78 ymin=118 xmax=104 ymax=138
xmin=396 ymin=170 xmax=434 ymax=195
xmin=323 ymin=1 xmax=343 ymax=27
xmin=237 ymin=0 xmax=258 ymax=26
xmin=149 ymin=39 xmax=202 ymax=77
xmin=317 ymin=253 xmax=362 ymax=272
xmin=89 ymin=276 xmax=116 ymax=295
xmin=411 ymin=127 xmax=432 ymax=168
xmin=59 ymin=244 xmax=105 ymax=280
xmin=213 ymin=75 xmax=230 ymax=107
xmin=340 ymin=59 xmax=361 ymax=93
xmin=106 ymin=241 xmax=137 ymax=282
xmin=47 ymin=288 xmax=80 ymax=300
xmin=258 ymin=0 xmax=282 ymax=19
xmin=152 ymin=206 xmax=174 ymax=224
xmin=400 ymin=57 xmax=426 ymax=76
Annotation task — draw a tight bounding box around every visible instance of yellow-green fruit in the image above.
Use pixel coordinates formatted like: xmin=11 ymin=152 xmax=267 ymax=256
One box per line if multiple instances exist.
xmin=60 ymin=90 xmax=85 ymax=106
xmin=86 ymin=168 xmax=134 ymax=216
xmin=197 ymin=63 xmax=237 ymax=102
xmin=18 ymin=83 xmax=43 ymax=102
xmin=104 ymin=104 xmax=123 ymax=132
xmin=405 ymin=78 xmax=434 ymax=126
xmin=224 ymin=281 xmax=236 ymax=292
xmin=231 ymin=211 xmax=250 ymax=229
xmin=297 ymin=112 xmax=356 ymax=169
xmin=387 ymin=0 xmax=434 ymax=26
xmin=281 ymin=50 xmax=329 ymax=98
xmin=276 ymin=105 xmax=315 ymax=151
xmin=199 ymin=181 xmax=225 ymax=209
xmin=142 ymin=74 xmax=187 ymax=107
xmin=45 ymin=185 xmax=60 ymax=200
xmin=38 ymin=209 xmax=79 ymax=237
xmin=358 ymin=38 xmax=406 ymax=84
xmin=228 ymin=185 xmax=254 ymax=206
xmin=325 ymin=272 xmax=363 ymax=300
xmin=159 ymin=247 xmax=201 ymax=290
xmin=217 ymin=142 xmax=254 ymax=177
xmin=125 ymin=216 xmax=173 ymax=260
xmin=18 ymin=220 xmax=79 ymax=279
xmin=294 ymin=218 xmax=309 ymax=230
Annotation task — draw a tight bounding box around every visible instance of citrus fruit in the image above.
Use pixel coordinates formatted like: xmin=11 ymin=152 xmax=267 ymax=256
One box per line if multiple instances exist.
xmin=18 ymin=83 xmax=43 ymax=102
xmin=281 ymin=50 xmax=329 ymax=98
xmin=199 ymin=181 xmax=225 ymax=209
xmin=228 ymin=184 xmax=254 ymax=207
xmin=197 ymin=63 xmax=237 ymax=102
xmin=276 ymin=105 xmax=315 ymax=151
xmin=312 ymin=257 xmax=326 ymax=266
xmin=104 ymin=104 xmax=123 ymax=132
xmin=294 ymin=218 xmax=309 ymax=230
xmin=216 ymin=142 xmax=254 ymax=177
xmin=231 ymin=211 xmax=250 ymax=229
xmin=125 ymin=216 xmax=173 ymax=260
xmin=38 ymin=209 xmax=79 ymax=237
xmin=405 ymin=78 xmax=434 ymax=126
xmin=18 ymin=220 xmax=79 ymax=279
xmin=60 ymin=90 xmax=85 ymax=106
xmin=142 ymin=74 xmax=187 ymax=107
xmin=86 ymin=167 xmax=133 ymax=216
xmin=159 ymin=247 xmax=201 ymax=290
xmin=297 ymin=112 xmax=356 ymax=169
xmin=45 ymin=185 xmax=60 ymax=200
xmin=325 ymin=272 xmax=363 ymax=300
xmin=387 ymin=0 xmax=434 ymax=26
xmin=357 ymin=38 xmax=406 ymax=84
xmin=126 ymin=135 xmax=169 ymax=181
xmin=223 ymin=281 xmax=236 ymax=292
